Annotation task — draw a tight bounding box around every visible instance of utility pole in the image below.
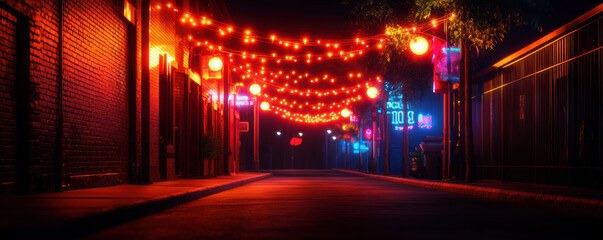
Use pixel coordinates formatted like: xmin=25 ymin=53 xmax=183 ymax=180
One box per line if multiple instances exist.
xmin=253 ymin=96 xmax=259 ymax=171
xmin=344 ymin=141 xmax=347 ymax=169
xmin=383 ymin=90 xmax=390 ymax=176
xmin=371 ymin=105 xmax=377 ymax=174
xmin=358 ymin=118 xmax=362 ymax=172
xmin=324 ymin=132 xmax=329 ymax=169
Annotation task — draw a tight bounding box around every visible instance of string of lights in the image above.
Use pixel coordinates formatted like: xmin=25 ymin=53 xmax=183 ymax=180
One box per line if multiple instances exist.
xmin=153 ymin=1 xmax=451 ymax=124
xmin=231 ymin=62 xmax=376 ymax=87
xmin=188 ymin=37 xmax=383 ymax=64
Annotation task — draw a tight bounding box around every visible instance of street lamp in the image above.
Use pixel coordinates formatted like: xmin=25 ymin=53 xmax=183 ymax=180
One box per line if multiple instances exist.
xmin=325 ymin=129 xmax=332 ymax=169
xmin=367 ymin=86 xmax=380 ymax=99
xmin=410 ymin=36 xmax=429 ymax=55
xmin=332 ymin=136 xmax=337 ymax=140
xmin=260 ymin=101 xmax=270 ymax=111
xmin=276 ymin=131 xmax=281 ymax=136
xmin=208 ymin=56 xmax=223 ymax=71
xmin=298 ymin=132 xmax=303 ymax=137
xmin=249 ymin=83 xmax=261 ymax=96
xmin=341 ymin=108 xmax=351 ymax=118
xmin=249 ymin=83 xmax=262 ymax=171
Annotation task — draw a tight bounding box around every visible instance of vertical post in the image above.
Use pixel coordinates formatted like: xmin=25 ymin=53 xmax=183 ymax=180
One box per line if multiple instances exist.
xmin=402 ymin=97 xmax=409 ymax=178
xmin=223 ymin=61 xmax=230 ymax=175
xmin=448 ymin=85 xmax=454 ymax=179
xmin=371 ymin=105 xmax=377 ymax=174
xmin=344 ymin=141 xmax=347 ymax=169
xmin=443 ymin=22 xmax=451 ymax=181
xmin=463 ymin=37 xmax=474 ymax=182
xmin=140 ymin=0 xmax=151 ymax=184
xmin=383 ymin=91 xmax=390 ymax=175
xmin=335 ymin=141 xmax=338 ymax=169
xmin=253 ymin=97 xmax=259 ymax=171
xmin=358 ymin=119 xmax=362 ymax=172
xmin=325 ymin=134 xmax=329 ymax=169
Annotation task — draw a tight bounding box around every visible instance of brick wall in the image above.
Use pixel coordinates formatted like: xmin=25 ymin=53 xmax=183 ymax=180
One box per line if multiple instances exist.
xmin=0 ymin=7 xmax=18 ymax=192
xmin=0 ymin=0 xmax=131 ymax=191
xmin=61 ymin=0 xmax=129 ymax=188
xmin=0 ymin=0 xmax=194 ymax=192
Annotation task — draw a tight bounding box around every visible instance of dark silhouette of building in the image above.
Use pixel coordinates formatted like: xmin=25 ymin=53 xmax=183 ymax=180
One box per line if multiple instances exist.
xmin=472 ymin=4 xmax=602 ymax=189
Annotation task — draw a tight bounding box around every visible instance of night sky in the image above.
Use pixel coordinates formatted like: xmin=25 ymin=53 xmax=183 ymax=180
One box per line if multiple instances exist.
xmin=224 ymin=0 xmax=602 ymax=169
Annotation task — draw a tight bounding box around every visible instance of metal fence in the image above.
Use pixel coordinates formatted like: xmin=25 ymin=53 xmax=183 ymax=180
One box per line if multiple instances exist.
xmin=472 ymin=15 xmax=602 ymax=189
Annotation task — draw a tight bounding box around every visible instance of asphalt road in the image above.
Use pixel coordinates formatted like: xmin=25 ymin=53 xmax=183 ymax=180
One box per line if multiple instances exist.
xmin=86 ymin=170 xmax=601 ymax=239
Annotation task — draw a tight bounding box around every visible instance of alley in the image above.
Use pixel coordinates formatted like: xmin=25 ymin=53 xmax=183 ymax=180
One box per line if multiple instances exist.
xmin=87 ymin=170 xmax=600 ymax=239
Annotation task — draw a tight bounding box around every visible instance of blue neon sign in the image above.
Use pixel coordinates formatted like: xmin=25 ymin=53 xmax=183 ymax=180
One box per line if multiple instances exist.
xmin=386 ymin=95 xmax=432 ymax=131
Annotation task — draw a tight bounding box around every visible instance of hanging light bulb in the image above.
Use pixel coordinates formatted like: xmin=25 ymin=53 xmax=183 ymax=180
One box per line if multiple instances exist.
xmin=260 ymin=102 xmax=270 ymax=111
xmin=341 ymin=108 xmax=351 ymax=118
xmin=208 ymin=56 xmax=223 ymax=71
xmin=410 ymin=36 xmax=429 ymax=55
xmin=367 ymin=86 xmax=379 ymax=99
xmin=250 ymin=83 xmax=261 ymax=95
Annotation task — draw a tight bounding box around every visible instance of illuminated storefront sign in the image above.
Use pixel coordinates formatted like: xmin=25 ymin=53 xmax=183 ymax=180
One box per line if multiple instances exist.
xmin=353 ymin=142 xmax=369 ymax=154
xmin=386 ymin=95 xmax=433 ymax=131
xmin=418 ymin=114 xmax=433 ymax=129
xmin=228 ymin=95 xmax=253 ymax=106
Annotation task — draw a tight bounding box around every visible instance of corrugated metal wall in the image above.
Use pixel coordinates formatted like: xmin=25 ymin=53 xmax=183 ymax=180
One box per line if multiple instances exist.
xmin=473 ymin=16 xmax=602 ymax=189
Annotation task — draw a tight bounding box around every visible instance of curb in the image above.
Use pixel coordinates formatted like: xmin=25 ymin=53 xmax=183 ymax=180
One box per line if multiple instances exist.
xmin=334 ymin=169 xmax=603 ymax=217
xmin=19 ymin=172 xmax=273 ymax=239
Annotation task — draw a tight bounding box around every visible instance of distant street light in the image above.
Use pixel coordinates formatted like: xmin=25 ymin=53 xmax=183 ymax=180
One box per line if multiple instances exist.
xmin=298 ymin=132 xmax=303 ymax=137
xmin=249 ymin=83 xmax=261 ymax=95
xmin=341 ymin=108 xmax=351 ymax=118
xmin=260 ymin=101 xmax=270 ymax=111
xmin=332 ymin=136 xmax=337 ymax=140
xmin=367 ymin=86 xmax=379 ymax=99
xmin=276 ymin=131 xmax=282 ymax=136
xmin=327 ymin=129 xmax=332 ymax=134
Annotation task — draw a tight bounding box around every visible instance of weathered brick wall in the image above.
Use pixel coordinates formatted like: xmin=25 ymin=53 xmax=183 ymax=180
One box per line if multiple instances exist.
xmin=61 ymin=0 xmax=129 ymax=188
xmin=0 ymin=0 xmax=131 ymax=191
xmin=0 ymin=0 xmax=193 ymax=192
xmin=0 ymin=8 xmax=18 ymax=191
xmin=2 ymin=0 xmax=62 ymax=192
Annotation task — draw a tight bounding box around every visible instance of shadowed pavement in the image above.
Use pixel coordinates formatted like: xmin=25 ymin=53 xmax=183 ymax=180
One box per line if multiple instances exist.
xmin=86 ymin=170 xmax=601 ymax=239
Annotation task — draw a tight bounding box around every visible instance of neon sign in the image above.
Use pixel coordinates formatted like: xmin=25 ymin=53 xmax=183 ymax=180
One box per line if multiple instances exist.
xmin=387 ymin=95 xmax=432 ymax=131
xmin=390 ymin=110 xmax=415 ymax=125
xmin=418 ymin=114 xmax=433 ymax=129
xmin=227 ymin=95 xmax=253 ymax=106
xmin=353 ymin=142 xmax=369 ymax=154
xmin=364 ymin=129 xmax=372 ymax=140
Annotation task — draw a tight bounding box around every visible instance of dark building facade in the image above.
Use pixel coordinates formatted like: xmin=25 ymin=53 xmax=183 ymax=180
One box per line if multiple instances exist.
xmin=472 ymin=5 xmax=603 ymax=189
xmin=0 ymin=0 xmax=239 ymax=194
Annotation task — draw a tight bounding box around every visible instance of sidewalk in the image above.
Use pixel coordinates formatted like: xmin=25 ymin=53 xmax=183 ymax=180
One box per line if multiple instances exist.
xmin=334 ymin=169 xmax=603 ymax=217
xmin=0 ymin=172 xmax=272 ymax=238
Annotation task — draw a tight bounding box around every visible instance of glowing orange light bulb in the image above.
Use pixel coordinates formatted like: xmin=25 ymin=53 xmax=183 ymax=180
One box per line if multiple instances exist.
xmin=410 ymin=36 xmax=429 ymax=55
xmin=249 ymin=84 xmax=261 ymax=95
xmin=341 ymin=109 xmax=351 ymax=118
